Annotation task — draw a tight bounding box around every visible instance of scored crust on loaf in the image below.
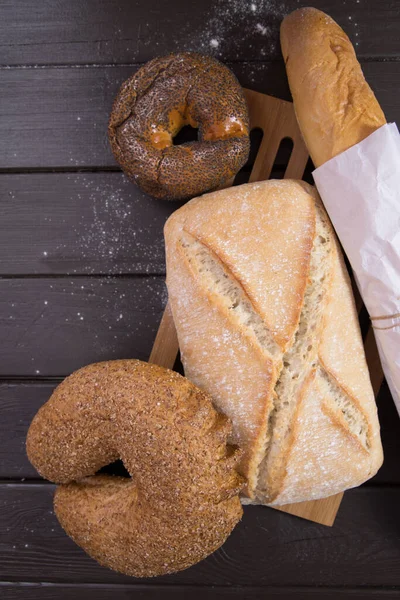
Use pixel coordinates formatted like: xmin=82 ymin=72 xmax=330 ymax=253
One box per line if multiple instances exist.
xmin=180 ymin=233 xmax=282 ymax=361
xmin=255 ymin=202 xmax=334 ymax=501
xmin=165 ymin=180 xmax=383 ymax=504
xmin=173 ymin=235 xmax=276 ymax=496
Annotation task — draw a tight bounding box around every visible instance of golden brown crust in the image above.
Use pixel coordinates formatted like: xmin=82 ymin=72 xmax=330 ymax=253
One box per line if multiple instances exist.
xmin=262 ymin=190 xmax=383 ymax=505
xmin=173 ymin=236 xmax=277 ymax=496
xmin=108 ymin=52 xmax=250 ymax=200
xmin=172 ymin=180 xmax=316 ymax=349
xmin=165 ymin=180 xmax=383 ymax=505
xmin=280 ymin=8 xmax=386 ymax=167
xmin=26 ymin=360 xmax=243 ymax=577
xmin=266 ymin=373 xmax=375 ymax=505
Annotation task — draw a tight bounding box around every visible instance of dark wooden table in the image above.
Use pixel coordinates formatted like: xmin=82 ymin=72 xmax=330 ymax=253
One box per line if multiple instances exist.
xmin=1 ymin=1 xmax=400 ymax=598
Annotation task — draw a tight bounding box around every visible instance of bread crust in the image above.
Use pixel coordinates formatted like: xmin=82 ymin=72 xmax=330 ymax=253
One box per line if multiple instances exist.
xmin=280 ymin=7 xmax=386 ymax=167
xmin=26 ymin=360 xmax=243 ymax=577
xmin=165 ymin=180 xmax=383 ymax=504
xmin=108 ymin=52 xmax=250 ymax=200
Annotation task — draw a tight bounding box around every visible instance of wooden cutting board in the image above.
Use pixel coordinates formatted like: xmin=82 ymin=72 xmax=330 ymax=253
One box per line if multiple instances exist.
xmin=149 ymin=88 xmax=384 ymax=527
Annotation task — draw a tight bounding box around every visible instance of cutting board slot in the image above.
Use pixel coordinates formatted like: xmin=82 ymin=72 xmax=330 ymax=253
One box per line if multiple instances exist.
xmin=234 ymin=127 xmax=264 ymax=186
xmin=276 ymin=136 xmax=294 ymax=178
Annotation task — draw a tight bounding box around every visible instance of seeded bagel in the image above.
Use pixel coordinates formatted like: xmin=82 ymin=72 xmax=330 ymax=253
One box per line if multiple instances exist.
xmin=26 ymin=360 xmax=244 ymax=577
xmin=108 ymin=52 xmax=250 ymax=200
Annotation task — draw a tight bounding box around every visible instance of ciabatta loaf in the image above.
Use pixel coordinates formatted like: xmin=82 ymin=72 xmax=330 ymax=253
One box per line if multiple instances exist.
xmin=164 ymin=180 xmax=383 ymax=505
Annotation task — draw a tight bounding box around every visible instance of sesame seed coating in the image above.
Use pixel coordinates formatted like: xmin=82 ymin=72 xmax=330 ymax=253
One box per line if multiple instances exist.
xmin=26 ymin=359 xmax=244 ymax=577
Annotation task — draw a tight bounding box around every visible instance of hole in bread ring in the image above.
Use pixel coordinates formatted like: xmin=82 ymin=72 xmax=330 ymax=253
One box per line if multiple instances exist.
xmin=173 ymin=124 xmax=198 ymax=146
xmin=26 ymin=360 xmax=244 ymax=577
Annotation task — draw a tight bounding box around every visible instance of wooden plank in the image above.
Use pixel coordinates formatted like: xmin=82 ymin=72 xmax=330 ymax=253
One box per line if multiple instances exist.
xmin=156 ymin=89 xmax=343 ymax=525
xmin=0 ymin=173 xmax=176 ymax=276
xmin=0 ymin=0 xmax=399 ymax=65
xmin=148 ymin=302 xmax=179 ymax=368
xmin=0 ymin=63 xmax=287 ymax=169
xmin=0 ymin=163 xmax=300 ymax=276
xmin=1 ymin=584 xmax=399 ymax=599
xmin=1 ymin=374 xmax=397 ymax=481
xmin=245 ymin=90 xmax=308 ymax=183
xmin=0 ymin=277 xmax=166 ymax=377
xmin=274 ymin=492 xmax=343 ymax=527
xmin=365 ymin=327 xmax=385 ymax=397
xmin=0 ymin=62 xmax=398 ymax=169
xmin=1 ymin=484 xmax=400 ymax=586
xmin=0 ymin=382 xmax=57 ymax=479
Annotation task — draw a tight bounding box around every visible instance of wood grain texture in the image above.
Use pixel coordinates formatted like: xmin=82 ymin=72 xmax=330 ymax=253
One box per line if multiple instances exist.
xmin=274 ymin=493 xmax=343 ymax=527
xmin=1 ymin=484 xmax=400 ymax=586
xmin=0 ymin=62 xmax=398 ymax=169
xmin=0 ymin=0 xmax=398 ymax=594
xmin=0 ymin=166 xmax=296 ymax=276
xmin=0 ymin=0 xmax=399 ymax=65
xmin=0 ymin=277 xmax=166 ymax=377
xmin=2 ymin=584 xmax=400 ymax=599
xmin=148 ymin=302 xmax=179 ymax=368
xmin=246 ymin=89 xmax=308 ymax=181
xmin=0 ymin=173 xmax=176 ymax=276
xmin=0 ymin=382 xmax=58 ymax=479
xmin=0 ymin=63 xmax=286 ymax=169
xmin=365 ymin=327 xmax=385 ymax=396
xmin=374 ymin=381 xmax=400 ymax=483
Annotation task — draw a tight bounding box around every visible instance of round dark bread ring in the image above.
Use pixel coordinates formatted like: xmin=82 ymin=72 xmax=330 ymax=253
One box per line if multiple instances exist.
xmin=26 ymin=360 xmax=244 ymax=577
xmin=108 ymin=52 xmax=250 ymax=200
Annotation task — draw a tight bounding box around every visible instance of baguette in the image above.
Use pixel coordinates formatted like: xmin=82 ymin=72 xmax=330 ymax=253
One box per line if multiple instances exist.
xmin=164 ymin=180 xmax=383 ymax=505
xmin=280 ymin=7 xmax=386 ymax=167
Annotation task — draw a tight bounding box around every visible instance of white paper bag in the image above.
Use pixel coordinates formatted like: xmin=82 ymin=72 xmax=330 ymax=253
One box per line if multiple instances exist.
xmin=313 ymin=123 xmax=400 ymax=411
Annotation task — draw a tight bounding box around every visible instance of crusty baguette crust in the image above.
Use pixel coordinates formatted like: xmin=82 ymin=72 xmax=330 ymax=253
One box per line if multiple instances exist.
xmin=165 ymin=180 xmax=383 ymax=504
xmin=280 ymin=7 xmax=386 ymax=167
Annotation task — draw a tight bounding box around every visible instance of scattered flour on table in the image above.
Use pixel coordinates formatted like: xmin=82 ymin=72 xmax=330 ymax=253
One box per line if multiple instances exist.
xmin=52 ymin=175 xmax=166 ymax=275
xmin=22 ymin=275 xmax=168 ymax=375
xmin=347 ymin=14 xmax=361 ymax=47
xmin=28 ymin=176 xmax=169 ymax=374
xmin=171 ymin=0 xmax=362 ymax=57
xmin=147 ymin=0 xmax=289 ymax=60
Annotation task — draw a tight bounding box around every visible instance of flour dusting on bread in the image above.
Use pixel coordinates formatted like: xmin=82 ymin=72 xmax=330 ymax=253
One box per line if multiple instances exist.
xmin=165 ymin=180 xmax=383 ymax=505
xmin=180 ymin=231 xmax=281 ymax=360
xmin=255 ymin=202 xmax=333 ymax=502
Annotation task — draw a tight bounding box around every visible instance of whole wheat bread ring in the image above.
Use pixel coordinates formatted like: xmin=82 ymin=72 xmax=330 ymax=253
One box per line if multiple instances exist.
xmin=26 ymin=360 xmax=243 ymax=577
xmin=108 ymin=52 xmax=250 ymax=200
